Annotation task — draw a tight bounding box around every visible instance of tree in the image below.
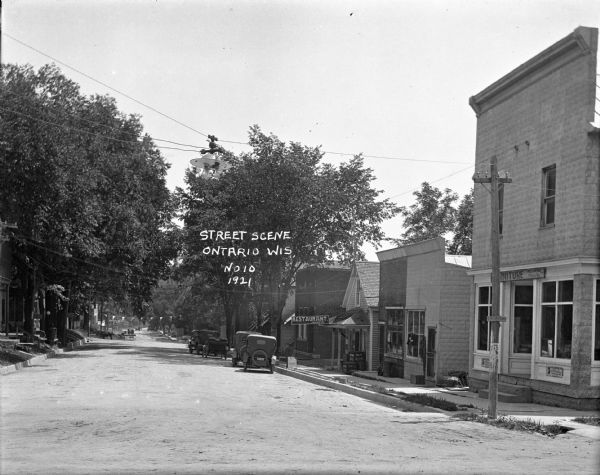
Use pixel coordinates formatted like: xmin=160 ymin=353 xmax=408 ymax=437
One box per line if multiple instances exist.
xmin=178 ymin=126 xmax=399 ymax=344
xmin=392 ymin=182 xmax=458 ymax=246
xmin=0 ymin=64 xmax=177 ymax=341
xmin=448 ymin=189 xmax=473 ymax=255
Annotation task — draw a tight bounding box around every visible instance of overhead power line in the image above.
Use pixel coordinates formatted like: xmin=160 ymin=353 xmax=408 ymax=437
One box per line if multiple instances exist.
xmin=4 ymin=32 xmax=210 ymax=138
xmin=4 ymin=32 xmax=472 ymax=166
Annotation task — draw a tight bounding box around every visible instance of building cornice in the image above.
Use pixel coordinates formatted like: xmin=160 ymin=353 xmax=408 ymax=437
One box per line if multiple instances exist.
xmin=467 ymin=257 xmax=600 ymax=277
xmin=469 ymin=26 xmax=598 ymax=117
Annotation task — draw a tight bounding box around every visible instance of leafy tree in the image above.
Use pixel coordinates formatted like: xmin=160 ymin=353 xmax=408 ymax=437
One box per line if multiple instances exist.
xmin=392 ymin=182 xmax=458 ymax=246
xmin=178 ymin=126 xmax=399 ymax=344
xmin=448 ymin=189 xmax=473 ymax=255
xmin=0 ymin=64 xmax=177 ymax=341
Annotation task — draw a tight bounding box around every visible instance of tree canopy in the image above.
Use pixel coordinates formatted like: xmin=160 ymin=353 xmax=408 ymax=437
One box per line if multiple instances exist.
xmin=392 ymin=182 xmax=472 ymax=254
xmin=0 ymin=64 xmax=178 ymax=339
xmin=177 ymin=126 xmax=399 ymax=340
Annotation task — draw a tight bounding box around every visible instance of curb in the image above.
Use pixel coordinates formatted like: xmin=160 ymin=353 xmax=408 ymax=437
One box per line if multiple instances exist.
xmin=0 ymin=349 xmax=61 ymax=376
xmin=274 ymin=365 xmax=449 ymax=415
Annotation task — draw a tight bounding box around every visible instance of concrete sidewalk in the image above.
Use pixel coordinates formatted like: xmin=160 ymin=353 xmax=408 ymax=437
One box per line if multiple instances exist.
xmin=276 ymin=363 xmax=600 ymax=440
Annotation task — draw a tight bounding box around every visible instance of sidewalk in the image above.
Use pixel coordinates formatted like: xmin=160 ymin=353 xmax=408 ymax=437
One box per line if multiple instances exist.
xmin=275 ymin=363 xmax=600 ymax=440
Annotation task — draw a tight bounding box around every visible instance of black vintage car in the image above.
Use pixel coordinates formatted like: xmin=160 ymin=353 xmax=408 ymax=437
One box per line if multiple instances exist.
xmin=243 ymin=334 xmax=277 ymax=373
xmin=202 ymin=337 xmax=229 ymax=359
xmin=188 ymin=329 xmax=218 ymax=355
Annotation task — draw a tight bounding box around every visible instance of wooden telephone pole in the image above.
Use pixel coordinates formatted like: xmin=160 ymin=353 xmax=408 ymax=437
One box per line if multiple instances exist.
xmin=473 ymin=155 xmax=512 ymax=419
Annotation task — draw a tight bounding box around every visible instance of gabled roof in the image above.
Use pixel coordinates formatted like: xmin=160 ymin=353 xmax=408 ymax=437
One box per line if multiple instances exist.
xmin=355 ymin=261 xmax=380 ymax=307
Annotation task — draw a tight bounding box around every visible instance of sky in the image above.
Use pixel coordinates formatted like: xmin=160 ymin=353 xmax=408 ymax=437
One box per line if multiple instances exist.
xmin=2 ymin=0 xmax=599 ymax=260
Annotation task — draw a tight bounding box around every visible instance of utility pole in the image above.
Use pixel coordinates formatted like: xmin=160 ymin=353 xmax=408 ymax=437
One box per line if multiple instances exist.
xmin=473 ymin=155 xmax=512 ymax=419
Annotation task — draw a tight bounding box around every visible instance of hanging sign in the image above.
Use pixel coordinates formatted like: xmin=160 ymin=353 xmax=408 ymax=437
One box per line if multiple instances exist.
xmin=291 ymin=315 xmax=331 ymax=325
xmin=500 ymin=268 xmax=546 ymax=281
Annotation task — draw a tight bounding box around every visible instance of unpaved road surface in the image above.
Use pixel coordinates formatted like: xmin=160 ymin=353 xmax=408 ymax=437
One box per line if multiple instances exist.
xmin=1 ymin=332 xmax=598 ymax=474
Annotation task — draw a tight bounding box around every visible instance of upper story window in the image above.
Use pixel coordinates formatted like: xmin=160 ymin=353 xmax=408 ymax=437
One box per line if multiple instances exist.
xmin=541 ymin=165 xmax=556 ymax=227
xmin=355 ymin=281 xmax=361 ymax=307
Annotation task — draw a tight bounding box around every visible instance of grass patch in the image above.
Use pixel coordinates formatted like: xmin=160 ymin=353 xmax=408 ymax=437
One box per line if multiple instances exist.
xmin=403 ymin=393 xmax=459 ymax=411
xmin=453 ymin=413 xmax=571 ymax=437
xmin=572 ymin=417 xmax=600 ymax=426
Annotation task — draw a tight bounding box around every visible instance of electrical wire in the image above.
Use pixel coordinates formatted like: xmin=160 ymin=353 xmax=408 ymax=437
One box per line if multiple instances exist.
xmin=0 ymin=106 xmax=201 ymax=153
xmin=4 ymin=32 xmax=471 ymax=166
xmin=1 ymin=88 xmax=206 ymax=150
xmin=4 ymin=32 xmax=210 ymax=138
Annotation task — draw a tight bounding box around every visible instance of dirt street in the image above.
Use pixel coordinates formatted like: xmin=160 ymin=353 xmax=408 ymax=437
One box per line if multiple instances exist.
xmin=1 ymin=332 xmax=598 ymax=474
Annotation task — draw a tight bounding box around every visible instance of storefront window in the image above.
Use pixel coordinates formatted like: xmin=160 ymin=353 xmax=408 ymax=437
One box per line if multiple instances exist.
xmin=594 ymin=279 xmax=600 ymax=361
xmin=477 ymin=286 xmax=491 ymax=351
xmin=513 ymin=283 xmax=533 ymax=354
xmin=540 ymin=280 xmax=573 ymax=359
xmin=406 ymin=310 xmax=425 ymax=358
xmin=385 ymin=308 xmax=404 ymax=357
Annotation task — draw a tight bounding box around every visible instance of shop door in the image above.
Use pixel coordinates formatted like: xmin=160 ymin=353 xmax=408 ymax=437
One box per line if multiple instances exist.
xmin=509 ymin=282 xmax=533 ymax=375
xmin=426 ymin=327 xmax=436 ymax=378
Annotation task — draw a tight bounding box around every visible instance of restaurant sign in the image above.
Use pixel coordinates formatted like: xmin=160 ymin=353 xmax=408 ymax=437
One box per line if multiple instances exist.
xmin=291 ymin=315 xmax=331 ymax=325
xmin=500 ymin=267 xmax=546 ymax=282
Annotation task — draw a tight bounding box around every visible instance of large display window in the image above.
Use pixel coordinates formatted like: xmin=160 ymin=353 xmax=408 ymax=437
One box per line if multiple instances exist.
xmin=540 ymin=280 xmax=573 ymax=359
xmin=385 ymin=308 xmax=404 ymax=357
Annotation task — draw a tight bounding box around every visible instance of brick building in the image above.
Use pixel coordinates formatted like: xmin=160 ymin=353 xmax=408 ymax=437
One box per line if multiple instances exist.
xmin=468 ymin=27 xmax=600 ymax=409
xmin=377 ymin=238 xmax=472 ymax=384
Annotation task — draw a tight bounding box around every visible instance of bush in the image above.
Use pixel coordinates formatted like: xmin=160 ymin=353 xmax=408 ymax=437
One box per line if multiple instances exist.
xmin=453 ymin=413 xmax=571 ymax=437
xmin=404 ymin=393 xmax=459 ymax=411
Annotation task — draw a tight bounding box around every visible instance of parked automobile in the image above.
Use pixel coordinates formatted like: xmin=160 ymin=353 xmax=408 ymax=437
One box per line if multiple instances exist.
xmin=243 ymin=334 xmax=277 ymax=373
xmin=231 ymin=330 xmax=259 ymax=367
xmin=203 ymin=337 xmax=229 ymax=359
xmin=188 ymin=329 xmax=218 ymax=355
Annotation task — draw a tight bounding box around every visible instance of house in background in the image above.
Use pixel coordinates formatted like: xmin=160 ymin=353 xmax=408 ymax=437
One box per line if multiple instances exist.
xmin=339 ymin=261 xmax=382 ymax=371
xmin=377 ymin=238 xmax=472 ymax=385
xmin=468 ymin=27 xmax=599 ymax=409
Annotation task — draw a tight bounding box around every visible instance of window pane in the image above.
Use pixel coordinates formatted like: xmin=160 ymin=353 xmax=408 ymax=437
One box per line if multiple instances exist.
xmin=595 ymin=305 xmax=600 ymax=361
xmin=542 ymin=282 xmax=556 ymax=303
xmin=515 ymin=285 xmax=533 ymax=305
xmin=558 ymin=280 xmax=573 ymax=302
xmin=596 ymin=280 xmax=600 ymax=303
xmin=556 ymin=305 xmax=572 ymax=359
xmin=545 ymin=167 xmax=556 ymax=196
xmin=541 ymin=306 xmax=555 ymax=357
xmin=545 ymin=198 xmax=555 ymax=225
xmin=513 ymin=307 xmax=532 ymax=354
xmin=477 ymin=307 xmax=489 ymax=351
xmin=479 ymin=286 xmax=489 ymax=305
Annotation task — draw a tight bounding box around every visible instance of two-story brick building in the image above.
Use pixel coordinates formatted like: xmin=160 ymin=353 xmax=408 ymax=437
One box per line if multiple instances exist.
xmin=468 ymin=27 xmax=600 ymax=409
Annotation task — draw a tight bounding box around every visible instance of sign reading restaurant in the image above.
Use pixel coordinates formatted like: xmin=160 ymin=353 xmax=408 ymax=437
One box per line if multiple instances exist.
xmin=500 ymin=267 xmax=546 ymax=282
xmin=290 ymin=315 xmax=331 ymax=325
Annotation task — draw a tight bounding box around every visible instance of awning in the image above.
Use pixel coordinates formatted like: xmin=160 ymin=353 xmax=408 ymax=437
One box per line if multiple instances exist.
xmin=326 ymin=308 xmax=370 ymax=328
